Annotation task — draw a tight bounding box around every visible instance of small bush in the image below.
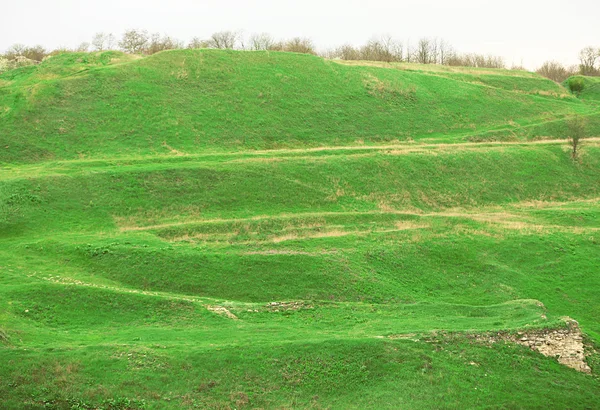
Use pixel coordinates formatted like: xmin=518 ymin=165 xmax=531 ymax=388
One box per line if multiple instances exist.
xmin=567 ymin=116 xmax=587 ymax=159
xmin=568 ymin=77 xmax=585 ymax=94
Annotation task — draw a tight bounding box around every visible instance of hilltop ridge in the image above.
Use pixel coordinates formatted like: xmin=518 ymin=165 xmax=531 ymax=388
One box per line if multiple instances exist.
xmin=1 ymin=49 xmax=598 ymax=164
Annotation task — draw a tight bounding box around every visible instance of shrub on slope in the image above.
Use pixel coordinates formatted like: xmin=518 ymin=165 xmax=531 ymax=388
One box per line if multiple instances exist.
xmin=564 ymin=75 xmax=600 ymax=102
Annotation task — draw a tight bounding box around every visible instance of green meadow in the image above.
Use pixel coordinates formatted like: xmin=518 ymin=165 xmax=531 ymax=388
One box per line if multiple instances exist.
xmin=1 ymin=50 xmax=599 ymax=409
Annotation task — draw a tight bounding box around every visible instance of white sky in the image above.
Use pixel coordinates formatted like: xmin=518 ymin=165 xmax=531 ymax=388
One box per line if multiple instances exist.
xmin=1 ymin=0 xmax=598 ymax=69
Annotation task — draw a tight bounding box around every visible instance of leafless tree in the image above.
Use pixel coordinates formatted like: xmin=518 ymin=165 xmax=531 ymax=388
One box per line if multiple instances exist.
xmin=92 ymin=33 xmax=115 ymax=51
xmin=187 ymin=37 xmax=208 ymax=49
xmin=361 ymin=40 xmax=388 ymax=62
xmin=446 ymin=52 xmax=505 ymax=69
xmin=414 ymin=38 xmax=434 ymax=64
xmin=430 ymin=38 xmax=439 ymax=64
xmin=381 ymin=35 xmax=404 ymax=61
xmin=330 ymin=44 xmax=361 ymax=60
xmin=206 ymin=31 xmax=239 ymax=49
xmin=106 ymin=34 xmax=117 ymax=50
xmin=438 ymin=39 xmax=453 ymax=65
xmin=27 ymin=45 xmax=48 ymax=61
xmin=536 ymin=61 xmax=575 ymax=83
xmin=92 ymin=33 xmax=106 ymax=51
xmin=5 ymin=44 xmax=47 ymax=62
xmin=76 ymin=42 xmax=90 ymax=52
xmin=4 ymin=44 xmax=26 ymax=59
xmin=146 ymin=33 xmax=183 ymax=54
xmin=579 ymin=47 xmax=599 ymax=75
xmin=92 ymin=33 xmax=116 ymax=51
xmin=119 ymin=29 xmax=150 ymax=54
xmin=405 ymin=39 xmax=412 ymax=63
xmin=282 ymin=37 xmax=316 ymax=54
xmin=249 ymin=33 xmax=275 ymax=51
xmin=412 ymin=38 xmax=447 ymax=64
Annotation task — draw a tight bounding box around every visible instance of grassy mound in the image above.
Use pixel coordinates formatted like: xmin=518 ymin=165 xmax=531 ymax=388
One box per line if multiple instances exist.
xmin=1 ymin=49 xmax=598 ymax=163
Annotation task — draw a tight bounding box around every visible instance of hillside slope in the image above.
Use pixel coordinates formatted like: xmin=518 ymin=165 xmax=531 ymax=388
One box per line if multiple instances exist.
xmin=1 ymin=50 xmax=598 ymax=164
xmin=1 ymin=51 xmax=600 ymax=409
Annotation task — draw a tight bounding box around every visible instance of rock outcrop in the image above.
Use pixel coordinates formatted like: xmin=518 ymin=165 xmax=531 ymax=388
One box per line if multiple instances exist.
xmin=510 ymin=318 xmax=591 ymax=373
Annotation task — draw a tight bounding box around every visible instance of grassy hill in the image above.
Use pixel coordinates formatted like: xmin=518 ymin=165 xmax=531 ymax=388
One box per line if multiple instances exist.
xmin=1 ymin=50 xmax=600 ymax=409
xmin=1 ymin=50 xmax=599 ymax=164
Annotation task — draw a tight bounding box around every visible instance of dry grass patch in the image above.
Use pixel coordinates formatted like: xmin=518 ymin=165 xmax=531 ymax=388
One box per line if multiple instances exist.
xmin=206 ymin=305 xmax=238 ymax=320
xmin=395 ymin=221 xmax=429 ymax=230
xmin=161 ymin=141 xmax=186 ymax=156
xmin=512 ymin=197 xmax=600 ymax=209
xmin=243 ymin=250 xmax=338 ymax=256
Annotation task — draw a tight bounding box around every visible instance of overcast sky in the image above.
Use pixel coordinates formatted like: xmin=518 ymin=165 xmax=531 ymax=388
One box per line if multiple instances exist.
xmin=1 ymin=0 xmax=598 ymax=69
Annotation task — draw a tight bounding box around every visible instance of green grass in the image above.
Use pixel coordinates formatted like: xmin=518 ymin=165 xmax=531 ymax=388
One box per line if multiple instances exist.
xmin=1 ymin=49 xmax=599 ymax=164
xmin=1 ymin=50 xmax=600 ymax=409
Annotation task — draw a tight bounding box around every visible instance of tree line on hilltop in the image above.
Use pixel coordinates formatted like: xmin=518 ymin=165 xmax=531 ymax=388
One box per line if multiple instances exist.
xmin=1 ymin=29 xmax=599 ymax=83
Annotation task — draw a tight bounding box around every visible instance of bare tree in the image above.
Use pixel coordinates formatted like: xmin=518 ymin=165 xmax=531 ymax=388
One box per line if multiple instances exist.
xmin=438 ymin=39 xmax=453 ymax=65
xmin=446 ymin=52 xmax=505 ymax=69
xmin=76 ymin=42 xmax=90 ymax=52
xmin=536 ymin=61 xmax=575 ymax=83
xmin=146 ymin=33 xmax=183 ymax=54
xmin=330 ymin=44 xmax=361 ymax=60
xmin=567 ymin=116 xmax=586 ymax=159
xmin=412 ymin=38 xmax=446 ymax=64
xmin=4 ymin=44 xmax=26 ymax=59
xmin=282 ymin=37 xmax=316 ymax=54
xmin=361 ymin=40 xmax=389 ymax=62
xmin=249 ymin=33 xmax=275 ymax=51
xmin=92 ymin=33 xmax=117 ymax=51
xmin=4 ymin=44 xmax=49 ymax=62
xmin=5 ymin=45 xmax=47 ymax=62
xmin=92 ymin=33 xmax=107 ymax=51
xmin=414 ymin=38 xmax=434 ymax=64
xmin=206 ymin=31 xmax=239 ymax=49
xmin=119 ymin=29 xmax=150 ymax=54
xmin=430 ymin=38 xmax=439 ymax=64
xmin=92 ymin=33 xmax=116 ymax=51
xmin=187 ymin=37 xmax=208 ymax=49
xmin=106 ymin=34 xmax=117 ymax=50
xmin=23 ymin=45 xmax=47 ymax=62
xmin=381 ymin=35 xmax=404 ymax=62
xmin=579 ymin=47 xmax=599 ymax=75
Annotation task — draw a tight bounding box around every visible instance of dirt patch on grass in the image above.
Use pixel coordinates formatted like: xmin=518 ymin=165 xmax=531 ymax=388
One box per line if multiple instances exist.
xmin=513 ymin=197 xmax=600 ymax=209
xmin=243 ymin=250 xmax=338 ymax=256
xmin=271 ymin=229 xmax=349 ymax=243
xmin=207 ymin=305 xmax=238 ymax=320
xmin=266 ymin=301 xmax=314 ymax=311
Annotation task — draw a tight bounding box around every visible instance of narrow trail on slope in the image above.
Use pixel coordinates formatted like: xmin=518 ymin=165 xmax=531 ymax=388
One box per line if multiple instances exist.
xmin=33 ymin=273 xmax=547 ymax=323
xmin=2 ymin=136 xmax=600 ymax=182
xmin=118 ymin=197 xmax=600 ymax=232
